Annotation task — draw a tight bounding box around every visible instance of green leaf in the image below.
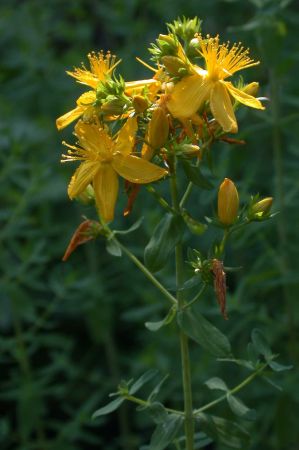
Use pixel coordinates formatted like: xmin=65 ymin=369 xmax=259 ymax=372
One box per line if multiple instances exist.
xmin=227 ymin=394 xmax=257 ymax=421
xmin=129 ymin=369 xmax=158 ymax=395
xmin=149 ymin=414 xmax=184 ymax=450
xmin=106 ymin=239 xmax=122 ymax=257
xmin=177 ymin=308 xmax=232 ymax=357
xmin=114 ymin=216 xmax=144 ymax=235
xmin=262 ymin=376 xmax=282 ymax=391
xmin=175 ymin=432 xmax=213 ymax=449
xmin=181 ymin=160 xmax=213 ymax=190
xmin=180 ymin=275 xmax=201 ymax=291
xmin=217 ymin=358 xmax=255 ymax=370
xmin=268 ymin=360 xmax=293 ymax=372
xmin=144 ymin=213 xmax=184 ymax=272
xmin=92 ymin=397 xmax=124 ymax=418
xmin=247 ymin=342 xmax=260 ymax=366
xmin=205 ymin=377 xmax=228 ymax=391
xmin=145 ymin=305 xmax=177 ymax=332
xmin=196 ymin=413 xmax=250 ymax=449
xmin=181 ymin=209 xmax=207 ymax=235
xmin=148 ymin=375 xmax=169 ymax=402
xmin=251 ymin=329 xmax=272 ymax=359
xmin=145 ymin=402 xmax=168 ymax=424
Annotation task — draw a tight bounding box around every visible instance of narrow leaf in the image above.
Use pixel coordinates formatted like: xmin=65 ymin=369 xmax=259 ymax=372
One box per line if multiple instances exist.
xmin=148 ymin=375 xmax=169 ymax=402
xmin=149 ymin=414 xmax=184 ymax=450
xmin=144 ymin=213 xmax=185 ymax=272
xmin=217 ymin=358 xmax=255 ymax=370
xmin=114 ymin=216 xmax=144 ymax=235
xmin=196 ymin=413 xmax=250 ymax=449
xmin=92 ymin=397 xmax=124 ymax=418
xmin=177 ymin=308 xmax=232 ymax=357
xmin=106 ymin=239 xmax=122 ymax=257
xmin=251 ymin=329 xmax=272 ymax=359
xmin=129 ymin=369 xmax=158 ymax=395
xmin=182 ymin=209 xmax=207 ymax=235
xmin=205 ymin=377 xmax=228 ymax=391
xmin=180 ymin=275 xmax=201 ymax=291
xmin=182 ymin=160 xmax=213 ymax=190
xmin=145 ymin=306 xmax=177 ymax=332
xmin=262 ymin=376 xmax=282 ymax=391
xmin=247 ymin=342 xmax=260 ymax=366
xmin=145 ymin=402 xmax=168 ymax=424
xmin=227 ymin=394 xmax=257 ymax=421
xmin=268 ymin=360 xmax=293 ymax=372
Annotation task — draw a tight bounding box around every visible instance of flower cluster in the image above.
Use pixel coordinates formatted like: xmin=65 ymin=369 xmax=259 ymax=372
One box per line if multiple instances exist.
xmin=57 ymin=17 xmax=265 ymax=224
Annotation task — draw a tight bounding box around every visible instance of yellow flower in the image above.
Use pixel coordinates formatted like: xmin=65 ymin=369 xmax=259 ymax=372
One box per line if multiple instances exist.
xmin=167 ymin=35 xmax=265 ymax=133
xmin=56 ymin=91 xmax=97 ymax=131
xmin=56 ymin=51 xmax=161 ymax=131
xmin=62 ymin=117 xmax=167 ymax=222
xmin=67 ymin=51 xmax=120 ymax=89
xmin=56 ymin=52 xmax=118 ymax=130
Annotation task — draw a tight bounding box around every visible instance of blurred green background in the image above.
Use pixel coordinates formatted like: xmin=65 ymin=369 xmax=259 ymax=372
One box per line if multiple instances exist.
xmin=1 ymin=0 xmax=298 ymax=449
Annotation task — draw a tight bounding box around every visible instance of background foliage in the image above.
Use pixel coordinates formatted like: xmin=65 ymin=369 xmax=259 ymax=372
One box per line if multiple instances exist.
xmin=0 ymin=0 xmax=298 ymax=449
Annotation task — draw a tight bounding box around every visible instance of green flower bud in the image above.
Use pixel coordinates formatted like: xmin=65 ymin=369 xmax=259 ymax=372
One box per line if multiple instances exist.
xmin=161 ymin=56 xmax=188 ymax=76
xmin=249 ymin=197 xmax=273 ymax=219
xmin=101 ymin=98 xmax=126 ymax=115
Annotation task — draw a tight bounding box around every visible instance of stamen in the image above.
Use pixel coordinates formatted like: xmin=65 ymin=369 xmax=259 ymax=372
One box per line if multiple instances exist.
xmin=136 ymin=57 xmax=158 ymax=73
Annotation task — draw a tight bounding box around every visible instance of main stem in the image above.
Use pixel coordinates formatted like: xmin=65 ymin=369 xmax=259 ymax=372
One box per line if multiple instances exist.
xmin=170 ymin=165 xmax=194 ymax=450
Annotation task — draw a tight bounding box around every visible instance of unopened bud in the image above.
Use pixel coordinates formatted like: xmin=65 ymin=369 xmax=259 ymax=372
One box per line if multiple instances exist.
xmin=161 ymin=56 xmax=188 ymax=76
xmin=218 ymin=178 xmax=239 ymax=225
xmin=132 ymin=95 xmax=149 ymax=113
xmin=251 ymin=197 xmax=273 ymax=217
xmin=158 ymin=34 xmax=177 ymax=47
xmin=243 ymin=82 xmax=259 ymax=97
xmin=76 ymin=185 xmax=95 ymax=205
xmin=101 ymin=99 xmax=125 ymax=115
xmin=180 ymin=144 xmax=202 ymax=158
xmin=157 ymin=34 xmax=178 ymax=55
xmin=148 ymin=107 xmax=169 ymax=150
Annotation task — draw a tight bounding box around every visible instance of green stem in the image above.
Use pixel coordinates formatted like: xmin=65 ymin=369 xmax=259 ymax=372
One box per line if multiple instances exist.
xmin=180 ymin=181 xmax=193 ymax=209
xmin=125 ymin=395 xmax=184 ymax=416
xmin=179 ymin=137 xmax=213 ymax=209
xmin=115 ymin=239 xmax=178 ymax=306
xmin=146 ymin=185 xmax=175 ymax=214
xmin=170 ymin=169 xmax=195 ymax=450
xmin=124 ymin=362 xmax=268 ymax=418
xmin=218 ymin=228 xmax=229 ymax=258
xmin=194 ymin=363 xmax=267 ymax=415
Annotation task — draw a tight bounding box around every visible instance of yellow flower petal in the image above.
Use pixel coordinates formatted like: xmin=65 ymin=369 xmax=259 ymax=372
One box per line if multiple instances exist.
xmin=56 ymin=106 xmax=85 ymax=131
xmin=68 ymin=161 xmax=100 ymax=199
xmin=125 ymin=79 xmax=160 ymax=96
xmin=210 ymin=82 xmax=238 ymax=133
xmin=75 ymin=121 xmax=113 ymax=159
xmin=167 ymin=74 xmax=211 ymax=118
xmin=224 ymin=81 xmax=265 ymax=110
xmin=93 ymin=163 xmax=119 ymax=223
xmin=76 ymin=90 xmax=96 ymax=106
xmin=115 ymin=117 xmax=137 ymax=156
xmin=67 ymin=69 xmax=99 ymax=89
xmin=112 ymin=154 xmax=167 ymax=184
